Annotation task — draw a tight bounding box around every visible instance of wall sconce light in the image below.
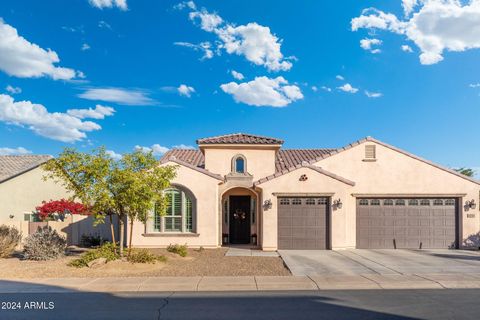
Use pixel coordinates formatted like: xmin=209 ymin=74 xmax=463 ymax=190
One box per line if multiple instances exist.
xmin=9 ymin=214 xmax=14 ymax=219
xmin=467 ymin=199 xmax=476 ymax=210
xmin=333 ymin=198 xmax=342 ymax=209
xmin=263 ymin=199 xmax=272 ymax=210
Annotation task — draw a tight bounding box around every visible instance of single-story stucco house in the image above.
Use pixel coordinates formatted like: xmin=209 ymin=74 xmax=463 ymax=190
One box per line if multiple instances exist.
xmin=129 ymin=133 xmax=480 ymax=250
xmin=0 ymin=155 xmax=69 ymax=223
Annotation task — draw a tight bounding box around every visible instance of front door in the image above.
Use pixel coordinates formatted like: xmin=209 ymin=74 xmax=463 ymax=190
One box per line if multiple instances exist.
xmin=229 ymin=196 xmax=251 ymax=244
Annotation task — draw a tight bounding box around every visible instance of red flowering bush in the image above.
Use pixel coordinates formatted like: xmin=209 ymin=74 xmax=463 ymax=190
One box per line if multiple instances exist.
xmin=36 ymin=199 xmax=89 ymax=221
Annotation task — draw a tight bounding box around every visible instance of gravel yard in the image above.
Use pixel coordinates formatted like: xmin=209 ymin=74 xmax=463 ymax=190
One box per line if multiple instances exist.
xmin=0 ymin=248 xmax=290 ymax=278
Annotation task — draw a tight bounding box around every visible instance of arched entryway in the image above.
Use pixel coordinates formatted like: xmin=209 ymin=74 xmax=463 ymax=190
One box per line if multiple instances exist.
xmin=221 ymin=187 xmax=259 ymax=246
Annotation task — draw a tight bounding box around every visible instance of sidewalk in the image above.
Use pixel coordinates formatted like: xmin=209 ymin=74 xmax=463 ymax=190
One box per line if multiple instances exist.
xmin=2 ymin=273 xmax=480 ymax=292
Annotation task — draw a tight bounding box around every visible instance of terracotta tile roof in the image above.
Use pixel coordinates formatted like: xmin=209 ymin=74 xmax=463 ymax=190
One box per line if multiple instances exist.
xmin=0 ymin=155 xmax=52 ymax=183
xmin=161 ymin=148 xmax=338 ymax=173
xmin=196 ymin=133 xmax=284 ymax=145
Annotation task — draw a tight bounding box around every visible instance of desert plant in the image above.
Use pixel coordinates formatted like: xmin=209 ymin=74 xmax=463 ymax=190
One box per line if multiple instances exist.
xmin=80 ymin=233 xmax=105 ymax=248
xmin=167 ymin=243 xmax=188 ymax=257
xmin=127 ymin=249 xmax=166 ymax=264
xmin=0 ymin=225 xmax=22 ymax=258
xmin=23 ymin=226 xmax=66 ymax=260
xmin=68 ymin=242 xmax=119 ymax=268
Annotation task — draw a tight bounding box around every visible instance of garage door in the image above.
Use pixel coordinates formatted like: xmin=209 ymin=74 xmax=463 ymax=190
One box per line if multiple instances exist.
xmin=356 ymin=198 xmax=457 ymax=249
xmin=278 ymin=197 xmax=329 ymax=249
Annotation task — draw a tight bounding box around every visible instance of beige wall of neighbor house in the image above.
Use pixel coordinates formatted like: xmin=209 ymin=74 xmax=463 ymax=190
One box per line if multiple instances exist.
xmin=128 ymin=162 xmax=221 ymax=248
xmin=256 ymin=167 xmax=355 ymax=250
xmin=316 ymin=140 xmax=480 ymax=247
xmin=0 ymin=167 xmax=70 ymax=222
xmin=201 ymin=145 xmax=279 ymax=178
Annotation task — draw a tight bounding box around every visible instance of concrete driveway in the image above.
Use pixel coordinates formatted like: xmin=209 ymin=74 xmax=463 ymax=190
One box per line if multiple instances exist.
xmin=279 ymin=249 xmax=480 ymax=276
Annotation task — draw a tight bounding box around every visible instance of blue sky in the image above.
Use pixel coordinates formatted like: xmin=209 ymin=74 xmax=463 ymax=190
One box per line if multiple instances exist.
xmin=0 ymin=0 xmax=479 ymax=174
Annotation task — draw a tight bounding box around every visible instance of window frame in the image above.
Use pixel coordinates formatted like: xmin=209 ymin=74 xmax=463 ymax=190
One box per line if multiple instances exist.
xmin=152 ymin=187 xmax=196 ymax=233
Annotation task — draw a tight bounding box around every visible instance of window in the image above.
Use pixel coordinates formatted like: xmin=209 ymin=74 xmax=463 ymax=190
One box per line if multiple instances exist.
xmin=224 ymin=199 xmax=229 ymax=224
xmin=251 ymin=198 xmax=256 ymax=224
xmin=370 ymin=199 xmax=380 ymax=206
xmin=232 ymin=155 xmax=246 ymax=173
xmin=292 ymin=198 xmax=302 ymax=205
xmin=395 ymin=199 xmax=406 ymax=206
xmin=420 ymin=199 xmax=430 ymax=206
xmin=279 ymin=198 xmax=290 ymax=205
xmin=318 ymin=198 xmax=328 ymax=205
xmin=306 ymin=198 xmax=316 ymax=205
xmin=445 ymin=199 xmax=455 ymax=206
xmin=359 ymin=199 xmax=369 ymax=206
xmin=153 ymin=188 xmax=194 ymax=233
xmin=383 ymin=199 xmax=394 ymax=206
xmin=433 ymin=199 xmax=443 ymax=206
xmin=408 ymin=199 xmax=419 ymax=206
xmin=365 ymin=145 xmax=376 ymax=159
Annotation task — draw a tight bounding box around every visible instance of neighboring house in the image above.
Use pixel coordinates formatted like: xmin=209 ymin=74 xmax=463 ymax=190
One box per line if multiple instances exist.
xmin=0 ymin=155 xmax=69 ymax=222
xmin=126 ymin=133 xmax=479 ymax=250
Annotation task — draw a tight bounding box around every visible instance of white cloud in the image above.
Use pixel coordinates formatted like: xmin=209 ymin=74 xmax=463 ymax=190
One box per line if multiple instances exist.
xmin=336 ymin=75 xmax=345 ymax=81
xmin=337 ymin=83 xmax=359 ymax=93
xmin=0 ymin=19 xmax=77 ymax=80
xmin=0 ymin=146 xmax=32 ymax=155
xmin=98 ymin=20 xmax=112 ymax=30
xmin=469 ymin=83 xmax=480 ymax=88
xmin=174 ymin=41 xmax=213 ymax=59
xmin=5 ymin=85 xmax=21 ymax=94
xmin=106 ymin=150 xmax=122 ymax=160
xmin=401 ymin=44 xmax=413 ymax=52
xmin=179 ymin=2 xmax=293 ymax=72
xmin=172 ymin=144 xmax=195 ymax=149
xmin=360 ymin=38 xmax=382 ymax=53
xmin=231 ymin=70 xmax=244 ymax=80
xmin=220 ymin=76 xmax=303 ymax=107
xmin=311 ymin=86 xmax=318 ymax=92
xmin=78 ymin=87 xmax=156 ymax=105
xmin=402 ymin=0 xmax=419 ymax=16
xmin=67 ymin=104 xmax=115 ymax=119
xmin=365 ymin=90 xmax=383 ymax=98
xmin=0 ymin=94 xmax=103 ymax=142
xmin=177 ymin=84 xmax=195 ymax=97
xmin=135 ymin=144 xmax=169 ymax=156
xmin=81 ymin=43 xmax=91 ymax=51
xmin=321 ymin=86 xmax=332 ymax=92
xmin=352 ymin=1 xmax=480 ymax=65
xmin=88 ymin=0 xmax=127 ymax=10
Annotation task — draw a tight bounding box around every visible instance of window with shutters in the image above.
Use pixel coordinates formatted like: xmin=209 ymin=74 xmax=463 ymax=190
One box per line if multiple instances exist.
xmin=364 ymin=145 xmax=376 ymax=160
xmin=153 ymin=188 xmax=195 ymax=233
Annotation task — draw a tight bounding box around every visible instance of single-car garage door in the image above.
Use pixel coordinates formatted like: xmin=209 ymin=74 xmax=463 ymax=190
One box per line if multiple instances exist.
xmin=278 ymin=197 xmax=329 ymax=249
xmin=356 ymin=198 xmax=457 ymax=249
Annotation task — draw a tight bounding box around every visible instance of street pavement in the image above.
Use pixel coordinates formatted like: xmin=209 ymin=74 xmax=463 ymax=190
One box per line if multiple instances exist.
xmin=1 ymin=289 xmax=480 ymax=319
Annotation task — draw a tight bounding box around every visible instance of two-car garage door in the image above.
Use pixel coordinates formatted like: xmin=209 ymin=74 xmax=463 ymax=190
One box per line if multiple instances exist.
xmin=356 ymin=198 xmax=458 ymax=249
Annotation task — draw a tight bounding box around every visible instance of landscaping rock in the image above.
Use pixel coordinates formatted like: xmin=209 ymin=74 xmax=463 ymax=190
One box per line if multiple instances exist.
xmin=87 ymin=257 xmax=107 ymax=268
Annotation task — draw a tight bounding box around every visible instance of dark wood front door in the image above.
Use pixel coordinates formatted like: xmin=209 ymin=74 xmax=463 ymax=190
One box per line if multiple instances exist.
xmin=229 ymin=196 xmax=251 ymax=244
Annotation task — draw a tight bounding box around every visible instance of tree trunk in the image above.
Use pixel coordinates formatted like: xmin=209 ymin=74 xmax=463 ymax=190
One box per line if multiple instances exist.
xmin=128 ymin=218 xmax=134 ymax=257
xmin=119 ymin=216 xmax=124 ymax=256
xmin=109 ymin=214 xmax=116 ymax=246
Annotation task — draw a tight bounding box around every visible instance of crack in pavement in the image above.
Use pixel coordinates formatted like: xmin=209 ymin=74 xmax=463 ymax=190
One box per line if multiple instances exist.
xmin=157 ymin=292 xmax=174 ymax=320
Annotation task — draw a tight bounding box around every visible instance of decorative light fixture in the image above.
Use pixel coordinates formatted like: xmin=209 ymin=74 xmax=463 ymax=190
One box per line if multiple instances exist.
xmin=333 ymin=198 xmax=342 ymax=209
xmin=263 ymin=199 xmax=272 ymax=210
xmin=467 ymin=199 xmax=476 ymax=209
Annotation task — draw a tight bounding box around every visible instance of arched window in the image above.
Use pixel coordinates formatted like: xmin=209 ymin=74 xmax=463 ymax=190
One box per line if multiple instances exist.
xmin=232 ymin=155 xmax=246 ymax=173
xmin=153 ymin=187 xmax=195 ymax=233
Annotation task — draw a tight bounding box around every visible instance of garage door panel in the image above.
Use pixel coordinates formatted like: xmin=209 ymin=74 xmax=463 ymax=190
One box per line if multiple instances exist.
xmin=357 ymin=198 xmax=457 ymax=249
xmin=278 ymin=197 xmax=328 ymax=250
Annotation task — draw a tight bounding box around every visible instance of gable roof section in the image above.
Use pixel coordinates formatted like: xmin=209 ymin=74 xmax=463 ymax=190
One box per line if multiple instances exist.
xmin=197 ymin=133 xmax=284 ymax=145
xmin=315 ymin=137 xmax=480 ymax=186
xmin=254 ymin=161 xmax=355 ymax=186
xmin=160 ymin=154 xmax=223 ymax=180
xmin=0 ymin=155 xmax=52 ymax=184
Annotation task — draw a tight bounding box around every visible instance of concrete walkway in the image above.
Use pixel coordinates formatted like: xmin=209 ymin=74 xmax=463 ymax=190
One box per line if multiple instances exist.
xmin=225 ymin=247 xmax=279 ymax=257
xmin=2 ymin=273 xmax=480 ymax=292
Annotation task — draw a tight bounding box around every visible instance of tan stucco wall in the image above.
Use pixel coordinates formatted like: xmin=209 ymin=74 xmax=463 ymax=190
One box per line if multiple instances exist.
xmin=315 ymin=141 xmax=480 ymax=247
xmin=0 ymin=167 xmax=70 ymax=222
xmin=128 ymin=162 xmax=221 ymax=248
xmin=202 ymin=146 xmax=277 ymax=178
xmin=256 ymin=167 xmax=354 ymax=250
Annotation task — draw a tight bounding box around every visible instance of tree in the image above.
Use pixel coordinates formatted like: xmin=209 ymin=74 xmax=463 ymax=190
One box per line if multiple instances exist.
xmin=455 ymin=167 xmax=475 ymax=177
xmin=42 ymin=147 xmax=176 ymax=256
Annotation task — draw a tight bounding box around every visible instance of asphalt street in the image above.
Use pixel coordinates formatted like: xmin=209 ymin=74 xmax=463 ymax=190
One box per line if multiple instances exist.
xmin=1 ymin=289 xmax=479 ymax=320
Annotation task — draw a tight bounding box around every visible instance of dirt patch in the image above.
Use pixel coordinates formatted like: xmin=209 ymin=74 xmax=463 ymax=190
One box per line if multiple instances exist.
xmin=0 ymin=248 xmax=290 ymax=278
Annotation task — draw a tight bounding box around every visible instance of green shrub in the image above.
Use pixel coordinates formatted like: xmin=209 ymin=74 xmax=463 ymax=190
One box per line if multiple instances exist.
xmin=0 ymin=225 xmax=22 ymax=258
xmin=68 ymin=242 xmax=119 ymax=268
xmin=127 ymin=249 xmax=167 ymax=264
xmin=167 ymin=243 xmax=188 ymax=257
xmin=23 ymin=226 xmax=66 ymax=260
